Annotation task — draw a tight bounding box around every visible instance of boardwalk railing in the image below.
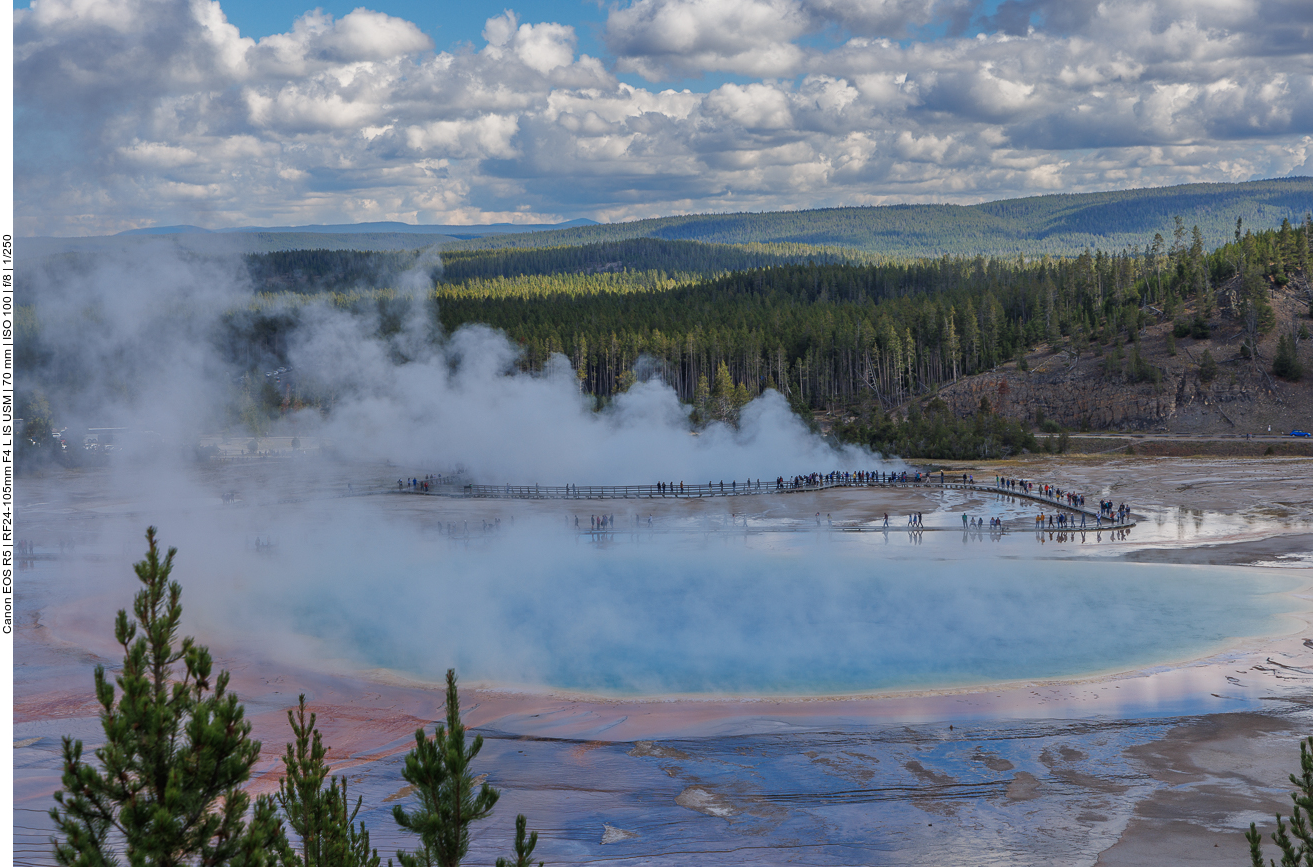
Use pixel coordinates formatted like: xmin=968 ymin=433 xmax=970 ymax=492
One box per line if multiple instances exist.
xmin=395 ymin=476 xmax=1136 ymax=529
xmin=405 ymin=477 xmax=938 ymax=500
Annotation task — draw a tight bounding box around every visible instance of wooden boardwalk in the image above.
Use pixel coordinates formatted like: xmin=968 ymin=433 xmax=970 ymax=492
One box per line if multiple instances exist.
xmin=392 ymin=477 xmax=1135 ymax=529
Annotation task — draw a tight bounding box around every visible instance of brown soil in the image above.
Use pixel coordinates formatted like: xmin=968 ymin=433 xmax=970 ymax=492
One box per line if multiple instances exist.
xmin=879 ymin=274 xmax=1313 ymax=436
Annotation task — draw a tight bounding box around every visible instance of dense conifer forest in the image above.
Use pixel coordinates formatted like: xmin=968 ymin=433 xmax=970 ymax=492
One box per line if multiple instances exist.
xmin=15 ymin=199 xmax=1313 ymax=459
xmin=418 ymin=217 xmax=1311 ymax=411
xmin=240 ymin=238 xmax=858 ymax=294
xmin=180 ymin=216 xmax=1312 ymax=442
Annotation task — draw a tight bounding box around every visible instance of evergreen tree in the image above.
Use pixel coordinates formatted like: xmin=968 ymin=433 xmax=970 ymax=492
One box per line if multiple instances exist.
xmin=1299 ymin=214 xmax=1311 ymax=273
xmin=1103 ymin=342 xmax=1123 ymax=378
xmin=45 ymin=211 xmax=1309 ymax=427
xmin=393 ymin=669 xmax=500 ymax=867
xmin=1150 ymin=233 xmax=1166 ymax=302
xmin=1273 ymin=333 xmax=1303 ymax=381
xmin=50 ymin=527 xmax=284 ymax=867
xmin=18 ymin=389 xmax=54 ymax=456
xmin=1189 ymin=224 xmax=1208 ymax=297
xmin=732 ymin=381 xmax=750 ymax=411
xmin=1199 ymin=349 xmax=1218 ymax=383
xmin=1129 ymin=344 xmax=1160 ymax=385
xmin=693 ymin=373 xmax=710 ymax=421
xmin=495 ymin=815 xmax=542 ymax=867
xmin=277 ymin=696 xmax=381 ymax=867
xmin=711 ymin=362 xmax=736 ymax=422
xmin=1247 ymin=736 xmax=1313 ymax=867
xmin=1248 ymin=272 xmax=1277 ymax=334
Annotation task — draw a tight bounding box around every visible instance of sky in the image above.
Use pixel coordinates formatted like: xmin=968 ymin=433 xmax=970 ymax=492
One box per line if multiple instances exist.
xmin=13 ymin=0 xmax=1313 ymax=235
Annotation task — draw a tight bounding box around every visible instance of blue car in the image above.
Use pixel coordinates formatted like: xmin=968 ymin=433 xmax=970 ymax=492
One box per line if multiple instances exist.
xmin=1291 ymin=430 xmax=1312 ymax=437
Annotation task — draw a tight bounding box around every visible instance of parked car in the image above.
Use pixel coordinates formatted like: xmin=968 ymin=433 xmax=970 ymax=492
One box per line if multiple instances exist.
xmin=1290 ymin=430 xmax=1312 ymax=437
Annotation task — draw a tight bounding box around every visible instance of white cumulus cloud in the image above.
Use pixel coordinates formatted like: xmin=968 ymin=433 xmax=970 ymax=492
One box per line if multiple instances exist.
xmin=13 ymin=0 xmax=1313 ymax=235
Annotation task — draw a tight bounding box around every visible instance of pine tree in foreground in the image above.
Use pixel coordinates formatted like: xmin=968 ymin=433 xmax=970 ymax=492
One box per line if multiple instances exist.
xmin=49 ymin=527 xmax=284 ymax=867
xmin=393 ymin=669 xmax=501 ymax=867
xmin=495 ymin=815 xmax=542 ymax=867
xmin=1247 ymin=735 xmax=1313 ymax=866
xmin=277 ymin=695 xmax=381 ymax=867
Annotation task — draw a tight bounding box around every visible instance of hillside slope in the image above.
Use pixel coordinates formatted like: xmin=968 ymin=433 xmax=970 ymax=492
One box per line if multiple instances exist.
xmin=26 ymin=178 xmax=1312 ymax=261
xmin=451 ymin=178 xmax=1313 ymax=258
xmin=922 ymin=275 xmax=1313 ymax=436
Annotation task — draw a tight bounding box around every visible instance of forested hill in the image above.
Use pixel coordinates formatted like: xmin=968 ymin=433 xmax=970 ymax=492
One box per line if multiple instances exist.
xmin=437 ymin=238 xmax=854 ymax=281
xmin=450 ymin=178 xmax=1313 ymax=258
xmin=242 ymin=238 xmax=858 ymax=293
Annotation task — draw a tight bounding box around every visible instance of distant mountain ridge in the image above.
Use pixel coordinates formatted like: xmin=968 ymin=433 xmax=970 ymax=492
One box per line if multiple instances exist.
xmin=117 ymin=219 xmax=599 ymax=236
xmin=448 ymin=177 xmax=1313 ymax=258
xmin=29 ymin=178 xmax=1313 ymax=260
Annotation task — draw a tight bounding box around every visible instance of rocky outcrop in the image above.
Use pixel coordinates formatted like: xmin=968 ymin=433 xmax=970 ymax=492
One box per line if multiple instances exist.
xmin=935 ymin=367 xmax=1197 ymax=431
xmin=902 ymin=280 xmax=1311 ymax=434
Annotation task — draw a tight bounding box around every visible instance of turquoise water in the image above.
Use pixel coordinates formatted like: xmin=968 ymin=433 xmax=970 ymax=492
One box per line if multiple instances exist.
xmin=289 ymin=541 xmax=1304 ymax=696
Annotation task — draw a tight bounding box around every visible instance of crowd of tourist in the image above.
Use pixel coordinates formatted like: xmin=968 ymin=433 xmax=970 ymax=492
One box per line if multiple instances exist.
xmin=389 ymin=463 xmax=1138 ymax=536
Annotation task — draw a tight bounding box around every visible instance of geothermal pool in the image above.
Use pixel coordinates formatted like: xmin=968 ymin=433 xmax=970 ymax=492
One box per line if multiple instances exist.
xmin=19 ymin=463 xmax=1309 ymax=700
xmin=267 ymin=536 xmax=1303 ymax=697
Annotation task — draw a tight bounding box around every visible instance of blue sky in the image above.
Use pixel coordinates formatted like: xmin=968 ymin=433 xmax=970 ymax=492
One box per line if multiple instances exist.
xmin=155 ymin=0 xmax=1010 ymax=46
xmin=13 ymin=0 xmax=1312 ymax=234
xmin=209 ymin=1 xmax=611 ymax=55
xmin=187 ymin=0 xmax=1017 ymax=89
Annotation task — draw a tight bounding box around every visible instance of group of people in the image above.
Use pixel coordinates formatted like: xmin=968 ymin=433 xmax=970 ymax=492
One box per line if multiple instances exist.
xmin=1034 ymin=511 xmax=1086 ymax=529
xmin=826 ymin=470 xmax=923 ymax=485
xmin=1098 ymin=500 xmax=1131 ymax=523
xmin=1029 ymin=481 xmax=1085 ymax=509
xmin=385 ymin=465 xmax=1139 ymax=539
xmin=996 ymin=476 xmax=1037 ymax=494
xmin=574 ymin=513 xmax=655 ymax=530
xmin=777 ymin=469 xmax=923 ymax=490
xmin=994 ymin=474 xmax=1139 ymax=528
xmin=648 ymin=480 xmax=763 ymax=494
xmin=397 ymin=474 xmax=450 ymax=493
xmin=780 ymin=473 xmax=824 ymax=489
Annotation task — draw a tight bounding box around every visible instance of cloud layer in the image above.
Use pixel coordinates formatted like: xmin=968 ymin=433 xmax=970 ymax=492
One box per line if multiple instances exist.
xmin=15 ymin=0 xmax=1313 ymax=234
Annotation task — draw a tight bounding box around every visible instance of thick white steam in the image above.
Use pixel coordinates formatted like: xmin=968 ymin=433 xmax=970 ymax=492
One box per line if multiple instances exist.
xmin=292 ymin=309 xmax=883 ymax=484
xmin=25 ymin=246 xmax=883 ymax=483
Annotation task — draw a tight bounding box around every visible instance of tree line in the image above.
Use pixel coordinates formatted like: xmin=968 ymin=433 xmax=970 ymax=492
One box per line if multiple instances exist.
xmin=422 ymin=216 xmax=1312 ymax=414
xmin=15 ymin=216 xmax=1312 ymax=453
xmin=193 ymin=216 xmax=1312 ymax=437
xmin=435 ymin=237 xmax=853 ymax=282
xmin=240 ymin=238 xmax=859 ymax=295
